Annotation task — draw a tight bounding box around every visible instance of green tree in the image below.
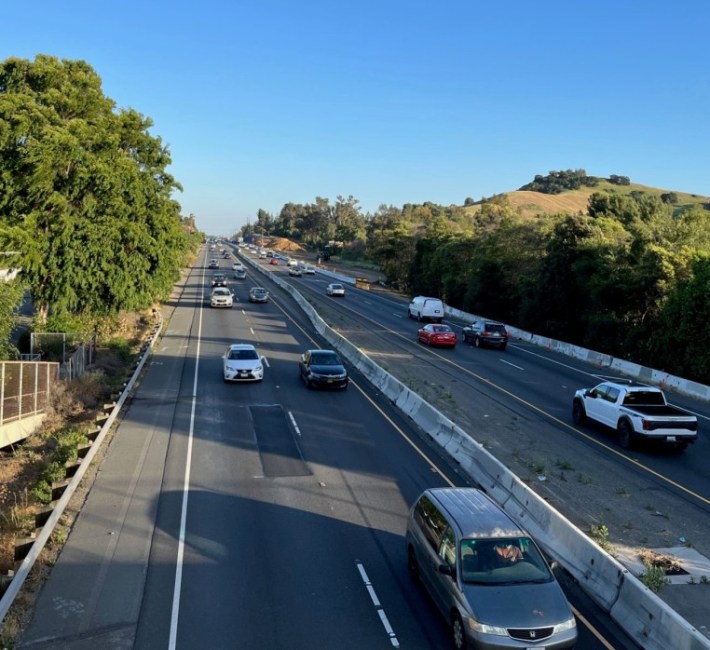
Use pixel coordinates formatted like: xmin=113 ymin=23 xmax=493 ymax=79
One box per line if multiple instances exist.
xmin=0 ymin=55 xmax=188 ymax=323
xmin=650 ymin=255 xmax=710 ymax=383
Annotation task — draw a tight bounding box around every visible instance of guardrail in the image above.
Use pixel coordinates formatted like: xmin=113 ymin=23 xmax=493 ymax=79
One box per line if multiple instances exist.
xmin=0 ymin=312 xmax=164 ymax=626
xmin=241 ymin=250 xmax=710 ymax=650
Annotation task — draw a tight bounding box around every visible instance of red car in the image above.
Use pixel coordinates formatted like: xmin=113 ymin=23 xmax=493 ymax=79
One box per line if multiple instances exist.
xmin=418 ymin=324 xmax=457 ymax=348
xmin=269 ymin=258 xmax=279 ymax=265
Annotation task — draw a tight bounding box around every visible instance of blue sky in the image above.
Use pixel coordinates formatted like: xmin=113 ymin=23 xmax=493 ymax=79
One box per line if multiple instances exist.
xmin=3 ymin=1 xmax=709 ymax=235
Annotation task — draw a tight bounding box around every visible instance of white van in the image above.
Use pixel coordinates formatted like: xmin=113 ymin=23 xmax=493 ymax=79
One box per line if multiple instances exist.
xmin=407 ymin=296 xmax=444 ymax=322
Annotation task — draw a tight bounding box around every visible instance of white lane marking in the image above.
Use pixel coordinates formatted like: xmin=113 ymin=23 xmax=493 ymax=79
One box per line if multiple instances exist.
xmin=500 ymin=358 xmax=524 ymax=370
xmin=262 ymin=356 xmax=270 ymax=368
xmin=169 ymin=276 xmax=204 ymax=649
xmin=356 ymin=562 xmax=399 ymax=647
xmin=288 ymin=411 xmax=302 ymax=437
xmin=250 ymin=327 xmax=255 ymax=335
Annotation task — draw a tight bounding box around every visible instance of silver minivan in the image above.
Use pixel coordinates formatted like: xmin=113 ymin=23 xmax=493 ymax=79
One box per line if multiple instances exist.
xmin=406 ymin=488 xmax=577 ymax=650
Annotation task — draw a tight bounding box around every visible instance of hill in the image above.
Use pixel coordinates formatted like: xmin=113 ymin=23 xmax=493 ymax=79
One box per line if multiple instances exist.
xmin=464 ymin=180 xmax=710 ymax=219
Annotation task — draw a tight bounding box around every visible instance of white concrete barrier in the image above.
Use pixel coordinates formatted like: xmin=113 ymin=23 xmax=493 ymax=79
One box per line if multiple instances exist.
xmin=610 ymin=575 xmax=709 ymax=650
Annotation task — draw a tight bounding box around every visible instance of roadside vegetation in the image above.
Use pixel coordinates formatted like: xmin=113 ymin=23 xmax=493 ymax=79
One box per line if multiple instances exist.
xmin=240 ymin=172 xmax=710 ymax=384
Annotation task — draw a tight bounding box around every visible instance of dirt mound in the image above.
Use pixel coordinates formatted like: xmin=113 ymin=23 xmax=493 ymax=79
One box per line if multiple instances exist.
xmin=264 ymin=237 xmax=307 ymax=252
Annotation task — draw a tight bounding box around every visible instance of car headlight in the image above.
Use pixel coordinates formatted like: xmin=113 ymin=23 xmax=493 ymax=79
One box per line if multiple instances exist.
xmin=553 ymin=617 xmax=577 ymax=633
xmin=466 ymin=618 xmax=507 ymax=636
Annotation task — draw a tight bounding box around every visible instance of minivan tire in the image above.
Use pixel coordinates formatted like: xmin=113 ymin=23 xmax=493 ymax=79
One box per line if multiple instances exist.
xmin=407 ymin=547 xmax=420 ymax=584
xmin=451 ymin=613 xmax=467 ymax=650
xmin=474 ymin=336 xmax=482 ymax=348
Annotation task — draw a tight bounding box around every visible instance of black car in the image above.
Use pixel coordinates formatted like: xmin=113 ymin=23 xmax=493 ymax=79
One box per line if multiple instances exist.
xmin=299 ymin=349 xmax=348 ymax=389
xmin=212 ymin=273 xmax=227 ymax=287
xmin=461 ymin=320 xmax=509 ymax=350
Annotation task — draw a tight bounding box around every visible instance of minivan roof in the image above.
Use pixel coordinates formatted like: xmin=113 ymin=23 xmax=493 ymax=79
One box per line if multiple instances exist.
xmin=425 ymin=488 xmax=525 ymax=539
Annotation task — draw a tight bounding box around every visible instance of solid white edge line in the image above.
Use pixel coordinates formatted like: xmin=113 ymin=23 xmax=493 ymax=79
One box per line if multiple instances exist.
xmin=168 ymin=264 xmax=204 ymax=649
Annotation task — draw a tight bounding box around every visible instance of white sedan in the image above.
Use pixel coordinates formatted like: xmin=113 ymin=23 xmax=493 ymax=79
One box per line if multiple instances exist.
xmin=222 ymin=344 xmax=264 ymax=382
xmin=210 ymin=287 xmax=233 ymax=308
xmin=326 ymin=283 xmax=345 ymax=297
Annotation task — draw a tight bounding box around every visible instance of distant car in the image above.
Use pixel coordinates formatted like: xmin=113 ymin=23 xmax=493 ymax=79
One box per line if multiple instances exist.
xmin=299 ymin=349 xmax=348 ymax=390
xmin=232 ymin=262 xmax=244 ymax=271
xmin=222 ymin=343 xmax=264 ymax=382
xmin=288 ymin=267 xmax=302 ymax=277
xmin=303 ymin=265 xmax=316 ymax=275
xmin=462 ymin=320 xmax=509 ymax=350
xmin=211 ymin=273 xmax=227 ymax=287
xmin=269 ymin=258 xmax=279 ymax=265
xmin=287 ymin=258 xmax=299 ymax=267
xmin=208 ymin=258 xmax=219 ymax=269
xmin=326 ymin=283 xmax=345 ymax=297
xmin=249 ymin=287 xmax=269 ymax=303
xmin=210 ymin=287 xmax=233 ymax=308
xmin=233 ymin=268 xmax=247 ymax=280
xmin=418 ymin=324 xmax=457 ymax=348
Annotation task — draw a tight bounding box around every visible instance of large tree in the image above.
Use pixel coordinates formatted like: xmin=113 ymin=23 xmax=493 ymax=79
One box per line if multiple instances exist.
xmin=0 ymin=55 xmax=187 ymax=324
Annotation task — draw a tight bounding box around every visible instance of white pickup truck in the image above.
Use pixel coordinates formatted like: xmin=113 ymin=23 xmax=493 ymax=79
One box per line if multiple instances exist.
xmin=572 ymin=380 xmax=698 ymax=451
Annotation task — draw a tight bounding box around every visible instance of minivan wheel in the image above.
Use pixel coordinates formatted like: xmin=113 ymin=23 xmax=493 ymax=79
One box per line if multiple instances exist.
xmin=474 ymin=336 xmax=481 ymax=348
xmin=451 ymin=614 xmax=467 ymax=650
xmin=407 ymin=548 xmax=420 ymax=584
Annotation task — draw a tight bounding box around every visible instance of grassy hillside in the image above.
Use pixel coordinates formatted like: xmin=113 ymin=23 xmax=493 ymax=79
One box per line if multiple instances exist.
xmin=465 ymin=180 xmax=710 ymax=219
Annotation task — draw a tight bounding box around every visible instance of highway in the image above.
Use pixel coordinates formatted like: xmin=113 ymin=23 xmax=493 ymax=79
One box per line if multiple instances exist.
xmin=17 ymin=246 xmax=676 ymax=649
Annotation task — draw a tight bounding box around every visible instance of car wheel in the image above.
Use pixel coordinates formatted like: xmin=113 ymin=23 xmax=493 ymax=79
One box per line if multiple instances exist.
xmin=407 ymin=309 xmax=412 ymax=319
xmin=416 ymin=312 xmax=422 ymax=322
xmin=572 ymin=400 xmax=587 ymax=425
xmin=451 ymin=614 xmax=467 ymax=650
xmin=407 ymin=547 xmax=420 ymax=584
xmin=617 ymin=420 xmax=634 ymax=449
xmin=474 ymin=336 xmax=481 ymax=348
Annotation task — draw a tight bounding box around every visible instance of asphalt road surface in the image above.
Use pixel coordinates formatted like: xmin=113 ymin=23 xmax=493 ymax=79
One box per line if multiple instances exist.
xmin=16 ymin=249 xmax=648 ymax=649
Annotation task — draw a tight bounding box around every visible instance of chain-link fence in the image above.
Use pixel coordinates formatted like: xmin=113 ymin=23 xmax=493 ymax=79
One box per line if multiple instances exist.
xmin=0 ymin=361 xmax=58 ymax=426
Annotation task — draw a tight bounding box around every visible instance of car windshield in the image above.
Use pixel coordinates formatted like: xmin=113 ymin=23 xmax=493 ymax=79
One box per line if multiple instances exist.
xmin=432 ymin=325 xmax=451 ymax=333
xmin=311 ymin=353 xmax=341 ymax=366
xmin=459 ymin=537 xmax=552 ymax=585
xmin=228 ymin=349 xmax=258 ymax=361
xmin=331 ymin=284 xmax=343 ymax=290
xmin=213 ymin=288 xmax=229 ymax=295
xmin=484 ymin=323 xmax=506 ymax=333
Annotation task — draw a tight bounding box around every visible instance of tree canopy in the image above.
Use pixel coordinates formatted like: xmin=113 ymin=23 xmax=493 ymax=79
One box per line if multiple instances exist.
xmin=247 ymin=186 xmax=709 ymax=383
xmin=0 ymin=55 xmax=195 ymax=330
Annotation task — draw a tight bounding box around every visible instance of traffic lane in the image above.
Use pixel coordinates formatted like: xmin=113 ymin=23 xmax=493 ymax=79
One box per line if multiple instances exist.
xmin=291 ymin=282 xmax=710 ymax=501
xmin=174 ymin=353 xmax=453 ymax=647
xmin=223 ymin=263 xmax=637 ymax=648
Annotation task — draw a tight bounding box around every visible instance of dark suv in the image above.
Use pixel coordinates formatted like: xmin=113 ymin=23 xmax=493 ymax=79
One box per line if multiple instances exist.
xmin=461 ymin=320 xmax=509 ymax=350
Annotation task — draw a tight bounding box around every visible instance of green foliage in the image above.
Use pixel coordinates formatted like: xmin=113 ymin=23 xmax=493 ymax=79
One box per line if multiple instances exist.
xmin=0 ymin=277 xmax=24 ymax=359
xmin=0 ymin=55 xmax=191 ymax=324
xmin=639 ymin=564 xmax=670 ymax=593
xmin=30 ymin=429 xmax=88 ymax=504
xmin=660 ymin=192 xmax=678 ymax=204
xmin=519 ymin=169 xmax=600 ymax=194
xmin=609 ymin=174 xmax=631 ymax=186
